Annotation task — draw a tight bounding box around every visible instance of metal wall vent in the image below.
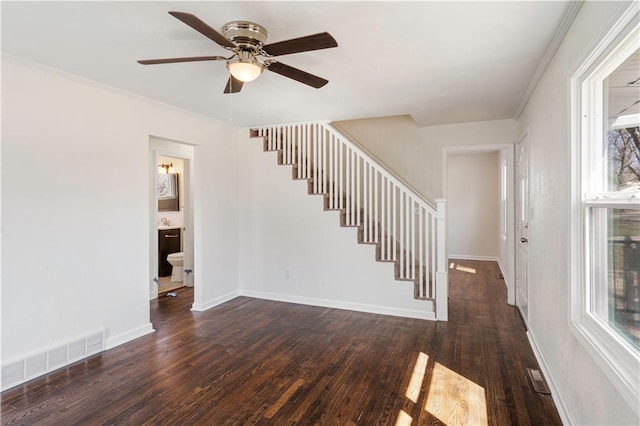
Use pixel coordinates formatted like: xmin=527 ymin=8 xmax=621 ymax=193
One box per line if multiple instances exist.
xmin=1 ymin=330 xmax=105 ymax=391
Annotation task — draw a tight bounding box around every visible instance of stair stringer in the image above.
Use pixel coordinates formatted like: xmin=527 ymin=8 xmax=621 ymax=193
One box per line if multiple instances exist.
xmin=238 ymin=133 xmax=436 ymax=320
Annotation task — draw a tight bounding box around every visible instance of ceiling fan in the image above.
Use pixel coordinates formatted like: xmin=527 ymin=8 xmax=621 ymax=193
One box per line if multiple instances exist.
xmin=138 ymin=11 xmax=338 ymax=94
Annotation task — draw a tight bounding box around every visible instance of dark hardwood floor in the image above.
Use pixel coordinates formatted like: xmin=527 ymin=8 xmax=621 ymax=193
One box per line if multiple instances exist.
xmin=1 ymin=260 xmax=561 ymax=425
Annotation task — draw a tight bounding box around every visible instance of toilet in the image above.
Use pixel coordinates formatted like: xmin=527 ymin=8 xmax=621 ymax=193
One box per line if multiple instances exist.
xmin=166 ymin=252 xmax=184 ymax=283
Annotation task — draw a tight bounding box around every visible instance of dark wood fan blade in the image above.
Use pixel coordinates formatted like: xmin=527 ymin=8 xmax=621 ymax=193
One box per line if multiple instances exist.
xmin=262 ymin=32 xmax=338 ymax=57
xmin=224 ymin=75 xmax=244 ymax=93
xmin=266 ymin=62 xmax=328 ymax=88
xmin=169 ymin=11 xmax=236 ymax=49
xmin=138 ymin=56 xmax=226 ymax=65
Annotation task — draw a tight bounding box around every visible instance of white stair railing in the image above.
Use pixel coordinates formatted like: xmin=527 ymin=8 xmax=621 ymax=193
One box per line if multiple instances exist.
xmin=252 ymin=122 xmax=449 ymax=320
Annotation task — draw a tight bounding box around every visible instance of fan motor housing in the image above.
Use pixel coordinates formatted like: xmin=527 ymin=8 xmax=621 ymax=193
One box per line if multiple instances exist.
xmin=222 ymin=21 xmax=268 ymax=48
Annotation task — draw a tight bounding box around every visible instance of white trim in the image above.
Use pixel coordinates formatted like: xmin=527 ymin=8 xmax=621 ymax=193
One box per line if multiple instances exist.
xmin=527 ymin=330 xmax=574 ymax=426
xmin=497 ymin=259 xmax=512 ymax=294
xmin=448 ymin=254 xmax=498 ymax=262
xmin=240 ymin=290 xmax=436 ymax=321
xmin=105 ymin=323 xmax=154 ymax=350
xmin=514 ymin=1 xmax=584 ymax=119
xmin=191 ymin=290 xmax=240 ymax=312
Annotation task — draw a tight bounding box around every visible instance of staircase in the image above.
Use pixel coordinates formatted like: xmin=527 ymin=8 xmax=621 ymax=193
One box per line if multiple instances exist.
xmin=250 ymin=122 xmax=449 ymax=320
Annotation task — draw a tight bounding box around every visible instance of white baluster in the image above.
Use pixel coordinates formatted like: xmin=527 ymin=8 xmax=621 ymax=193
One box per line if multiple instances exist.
xmin=410 ymin=198 xmax=415 ymax=281
xmin=289 ymin=125 xmax=293 ymax=166
xmin=431 ymin=214 xmax=436 ymax=299
xmin=368 ymin=163 xmax=373 ymax=242
xmin=345 ymin=147 xmax=351 ymax=224
xmin=388 ymin=179 xmax=393 ymax=260
xmin=304 ymin=123 xmax=307 ymax=177
xmin=350 ymin=149 xmax=355 ymax=226
xmin=338 ymin=140 xmax=343 ymax=209
xmin=392 ymin=185 xmax=396 ymax=261
xmin=313 ymin=123 xmax=318 ymax=192
xmin=356 ymin=155 xmax=360 ymax=227
xmin=399 ymin=191 xmax=404 ymax=278
xmin=329 ymin=134 xmax=334 ymax=209
xmin=419 ymin=206 xmax=424 ymax=297
xmin=322 ymin=127 xmax=326 ymax=194
xmin=381 ymin=178 xmax=385 ymax=259
xmin=373 ymin=170 xmax=378 ymax=243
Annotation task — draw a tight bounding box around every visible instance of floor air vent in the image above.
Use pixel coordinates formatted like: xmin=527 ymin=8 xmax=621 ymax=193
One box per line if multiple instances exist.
xmin=526 ymin=368 xmax=551 ymax=394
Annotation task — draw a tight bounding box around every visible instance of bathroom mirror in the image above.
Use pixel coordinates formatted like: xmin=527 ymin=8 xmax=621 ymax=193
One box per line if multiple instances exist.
xmin=158 ymin=173 xmax=179 ymax=211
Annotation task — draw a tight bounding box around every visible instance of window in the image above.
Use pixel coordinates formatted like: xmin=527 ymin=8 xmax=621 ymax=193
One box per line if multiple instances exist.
xmin=571 ymin=13 xmax=639 ymax=410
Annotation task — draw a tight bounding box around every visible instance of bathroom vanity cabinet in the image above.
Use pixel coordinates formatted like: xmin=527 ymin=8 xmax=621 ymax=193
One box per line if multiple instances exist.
xmin=159 ymin=228 xmax=181 ymax=277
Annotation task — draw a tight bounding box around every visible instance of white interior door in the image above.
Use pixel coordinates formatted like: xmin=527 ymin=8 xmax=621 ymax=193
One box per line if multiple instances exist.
xmin=515 ymin=133 xmax=529 ymax=323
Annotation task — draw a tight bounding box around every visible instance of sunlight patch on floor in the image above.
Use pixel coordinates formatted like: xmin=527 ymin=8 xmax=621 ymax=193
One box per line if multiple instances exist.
xmin=395 ymin=409 xmax=413 ymax=425
xmin=449 ymin=262 xmax=477 ymax=274
xmin=405 ymin=352 xmax=429 ymax=403
xmin=424 ymin=362 xmax=487 ymax=426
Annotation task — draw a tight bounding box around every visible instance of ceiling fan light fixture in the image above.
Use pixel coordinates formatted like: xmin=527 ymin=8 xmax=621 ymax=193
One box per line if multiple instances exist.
xmin=226 ymin=51 xmax=263 ymax=82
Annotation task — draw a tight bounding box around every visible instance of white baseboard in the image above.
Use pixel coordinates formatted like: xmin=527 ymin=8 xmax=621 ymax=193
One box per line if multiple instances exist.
xmin=105 ymin=323 xmax=154 ymax=350
xmin=240 ymin=289 xmax=435 ymax=320
xmin=497 ymin=259 xmax=506 ymax=280
xmin=497 ymin=259 xmax=515 ymax=306
xmin=527 ymin=330 xmax=573 ymax=425
xmin=448 ymin=254 xmax=499 ymax=262
xmin=191 ymin=290 xmax=240 ymax=312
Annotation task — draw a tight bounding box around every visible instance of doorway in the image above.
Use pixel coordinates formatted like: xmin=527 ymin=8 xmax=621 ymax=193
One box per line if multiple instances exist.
xmin=442 ymin=144 xmax=515 ymax=305
xmin=149 ymin=137 xmax=195 ymax=303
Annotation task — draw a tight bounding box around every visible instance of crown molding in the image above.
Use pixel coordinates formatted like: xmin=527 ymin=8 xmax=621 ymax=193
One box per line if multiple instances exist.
xmin=514 ymin=1 xmax=584 ymax=119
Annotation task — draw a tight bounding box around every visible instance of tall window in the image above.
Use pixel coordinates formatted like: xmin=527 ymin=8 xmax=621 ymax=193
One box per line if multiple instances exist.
xmin=572 ymin=16 xmax=639 ymax=409
xmin=587 ymin=47 xmax=640 ymax=351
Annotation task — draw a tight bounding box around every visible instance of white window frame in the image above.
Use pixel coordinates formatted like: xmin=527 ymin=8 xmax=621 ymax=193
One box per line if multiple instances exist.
xmin=570 ymin=7 xmax=640 ymax=413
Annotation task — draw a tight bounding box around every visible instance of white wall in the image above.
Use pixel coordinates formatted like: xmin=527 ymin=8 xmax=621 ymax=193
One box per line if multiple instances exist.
xmin=335 ymin=116 xmax=517 ymax=202
xmin=1 ymin=55 xmax=240 ymax=366
xmin=447 ymin=152 xmax=499 ymax=260
xmin=238 ymin=133 xmax=435 ymax=319
xmin=517 ymin=2 xmax=638 ymax=424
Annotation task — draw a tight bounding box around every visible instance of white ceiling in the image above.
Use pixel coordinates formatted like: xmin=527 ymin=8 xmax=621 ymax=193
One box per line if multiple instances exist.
xmin=1 ymin=1 xmax=571 ymax=127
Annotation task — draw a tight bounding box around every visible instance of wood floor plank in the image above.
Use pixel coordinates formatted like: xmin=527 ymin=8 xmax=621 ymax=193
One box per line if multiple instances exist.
xmin=1 ymin=260 xmax=562 ymax=425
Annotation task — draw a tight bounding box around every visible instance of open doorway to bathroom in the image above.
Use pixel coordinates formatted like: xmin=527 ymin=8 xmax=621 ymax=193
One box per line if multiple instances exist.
xmin=149 ymin=137 xmax=194 ymax=305
xmin=157 ymin=155 xmax=186 ymax=294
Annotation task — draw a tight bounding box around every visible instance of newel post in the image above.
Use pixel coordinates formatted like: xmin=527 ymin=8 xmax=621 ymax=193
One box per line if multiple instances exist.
xmin=435 ymin=198 xmax=448 ymax=321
